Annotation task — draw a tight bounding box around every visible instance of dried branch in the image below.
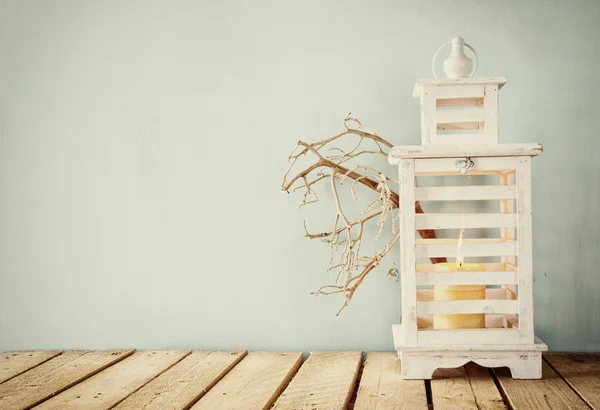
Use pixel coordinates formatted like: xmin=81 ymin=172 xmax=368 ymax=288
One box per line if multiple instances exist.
xmin=282 ymin=113 xmax=445 ymax=314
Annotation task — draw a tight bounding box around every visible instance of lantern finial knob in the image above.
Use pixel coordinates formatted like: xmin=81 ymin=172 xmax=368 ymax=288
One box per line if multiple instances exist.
xmin=432 ymin=37 xmax=478 ymax=79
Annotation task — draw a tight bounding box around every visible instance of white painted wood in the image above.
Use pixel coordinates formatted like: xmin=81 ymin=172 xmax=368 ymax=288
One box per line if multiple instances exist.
xmin=415 ymin=238 xmax=517 ymax=258
xmin=417 ymin=329 xmax=520 ymax=344
xmin=430 ymin=133 xmax=498 ymax=145
xmin=416 ymin=262 xmax=508 ymax=272
xmin=415 ymin=213 xmax=517 ymax=229
xmin=499 ymin=172 xmax=517 ymax=288
xmin=400 ymin=351 xmax=542 ymax=380
xmin=421 ymin=92 xmax=436 ymax=145
xmin=416 ymin=299 xmax=518 ymax=315
xmin=418 ymin=313 xmax=516 ymax=329
xmin=416 ymin=288 xmax=514 ymax=301
xmin=400 ymin=159 xmax=418 ymax=345
xmin=414 ymin=156 xmax=520 ymax=175
xmin=415 ymin=185 xmax=516 ymax=201
xmin=412 ymin=77 xmax=508 ymax=97
xmin=435 ymin=107 xmax=487 ymax=123
xmin=416 ymin=270 xmax=518 ymax=286
xmin=389 ymin=144 xmax=542 ymax=164
xmin=484 ymin=84 xmax=499 ymax=141
xmin=516 ymin=157 xmax=535 ymax=344
xmin=424 ymin=85 xmax=486 ymax=99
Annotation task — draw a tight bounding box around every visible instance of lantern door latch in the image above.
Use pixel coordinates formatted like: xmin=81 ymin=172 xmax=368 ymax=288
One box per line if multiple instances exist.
xmin=455 ymin=157 xmax=474 ymax=174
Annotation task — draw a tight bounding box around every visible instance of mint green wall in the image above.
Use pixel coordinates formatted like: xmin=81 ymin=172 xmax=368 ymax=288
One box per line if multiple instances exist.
xmin=1 ymin=0 xmax=599 ymax=352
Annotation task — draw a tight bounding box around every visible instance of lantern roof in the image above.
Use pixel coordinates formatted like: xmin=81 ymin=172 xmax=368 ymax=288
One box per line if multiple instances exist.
xmin=413 ymin=77 xmax=508 ymax=97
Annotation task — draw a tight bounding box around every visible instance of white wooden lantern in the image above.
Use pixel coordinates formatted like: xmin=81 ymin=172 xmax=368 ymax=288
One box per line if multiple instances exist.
xmin=389 ymin=77 xmax=548 ymax=380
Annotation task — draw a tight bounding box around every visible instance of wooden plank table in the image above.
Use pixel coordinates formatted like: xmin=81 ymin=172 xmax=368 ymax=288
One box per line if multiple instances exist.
xmin=0 ymin=350 xmax=597 ymax=409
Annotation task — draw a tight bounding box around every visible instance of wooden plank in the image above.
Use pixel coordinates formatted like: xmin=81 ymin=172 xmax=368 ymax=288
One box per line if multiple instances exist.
xmin=416 ymin=270 xmax=518 ymax=286
xmin=0 ymin=349 xmax=134 ymax=410
xmin=464 ymin=362 xmax=506 ymax=409
xmin=545 ymin=353 xmax=600 ymax=409
xmin=416 ymin=299 xmax=518 ymax=315
xmin=416 ymin=238 xmax=517 ymax=258
xmin=416 ymin=213 xmax=517 ymax=230
xmin=354 ymin=352 xmax=427 ymax=410
xmin=415 ymin=185 xmax=516 ymax=201
xmin=400 ymin=159 xmax=417 ymax=345
xmin=192 ymin=352 xmax=302 ymax=410
xmin=273 ymin=351 xmax=361 ymax=409
xmin=430 ymin=366 xmax=479 ymax=409
xmin=114 ymin=350 xmax=247 ymax=410
xmin=389 ymin=144 xmax=542 ymax=164
xmin=436 ymin=97 xmax=483 ymax=108
xmin=430 ymin=85 xmax=486 ymax=99
xmin=418 ymin=329 xmax=520 ymax=344
xmin=35 ymin=350 xmax=189 ymax=410
xmin=0 ymin=351 xmax=62 ymax=384
xmin=494 ymin=361 xmax=589 ymax=409
xmin=417 ymin=262 xmax=507 ymax=272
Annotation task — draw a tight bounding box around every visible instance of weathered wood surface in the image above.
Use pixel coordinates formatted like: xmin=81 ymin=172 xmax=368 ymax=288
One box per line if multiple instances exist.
xmin=354 ymin=353 xmax=427 ymax=410
xmin=35 ymin=350 xmax=189 ymax=410
xmin=191 ymin=352 xmax=302 ymax=410
xmin=114 ymin=350 xmax=247 ymax=410
xmin=273 ymin=351 xmax=361 ymax=410
xmin=0 ymin=350 xmax=599 ymax=409
xmin=494 ymin=360 xmax=589 ymax=409
xmin=0 ymin=351 xmax=61 ymax=384
xmin=0 ymin=350 xmax=133 ymax=410
xmin=545 ymin=353 xmax=600 ymax=409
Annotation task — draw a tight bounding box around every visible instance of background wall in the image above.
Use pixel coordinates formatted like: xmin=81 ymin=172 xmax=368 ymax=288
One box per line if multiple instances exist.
xmin=1 ymin=0 xmax=599 ymax=352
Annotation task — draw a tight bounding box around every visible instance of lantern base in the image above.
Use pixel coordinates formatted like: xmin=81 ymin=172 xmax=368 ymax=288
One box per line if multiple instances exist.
xmin=392 ymin=324 xmax=548 ymax=380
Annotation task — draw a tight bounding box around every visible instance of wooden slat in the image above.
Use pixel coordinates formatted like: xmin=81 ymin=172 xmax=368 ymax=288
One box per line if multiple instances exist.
xmin=273 ymin=351 xmax=361 ymax=410
xmin=389 ymin=144 xmax=542 ymax=164
xmin=416 ymin=262 xmax=507 ymax=272
xmin=464 ymin=363 xmax=507 ymax=409
xmin=494 ymin=361 xmax=589 ymax=409
xmin=400 ymin=159 xmax=418 ymax=345
xmin=415 ymin=213 xmax=517 ymax=229
xmin=416 ymin=299 xmax=518 ymax=315
xmin=35 ymin=350 xmax=189 ymax=410
xmin=114 ymin=350 xmax=247 ymax=410
xmin=545 ymin=353 xmax=600 ymax=409
xmin=484 ymin=84 xmax=499 ymax=139
xmin=0 ymin=351 xmax=62 ymax=384
xmin=436 ymin=97 xmax=483 ymax=108
xmin=416 ymin=271 xmax=518 ymax=286
xmin=430 ymin=367 xmax=479 ymax=409
xmin=354 ymin=352 xmax=427 ymax=409
xmin=192 ymin=352 xmax=302 ymax=410
xmin=431 ymin=85 xmax=486 ymax=99
xmin=415 ymin=185 xmax=516 ymax=201
xmin=418 ymin=329 xmax=520 ymax=344
xmin=416 ymin=238 xmax=517 ymax=258
xmin=0 ymin=349 xmax=134 ymax=410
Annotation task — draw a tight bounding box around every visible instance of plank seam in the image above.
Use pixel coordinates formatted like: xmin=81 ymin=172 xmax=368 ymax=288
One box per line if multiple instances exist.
xmin=107 ymin=350 xmax=192 ymax=410
xmin=266 ymin=353 xmax=304 ymax=409
xmin=489 ymin=369 xmax=514 ymax=410
xmin=347 ymin=353 xmax=365 ymax=409
xmin=542 ymin=356 xmax=594 ymax=410
xmin=0 ymin=351 xmax=64 ymax=386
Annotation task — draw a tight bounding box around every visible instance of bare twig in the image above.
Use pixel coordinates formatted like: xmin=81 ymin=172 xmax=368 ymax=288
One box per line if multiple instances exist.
xmin=282 ymin=114 xmax=445 ymax=314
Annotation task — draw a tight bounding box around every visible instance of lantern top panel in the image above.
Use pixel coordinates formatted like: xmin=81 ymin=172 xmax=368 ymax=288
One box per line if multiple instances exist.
xmin=388 ymin=143 xmax=542 ymax=165
xmin=412 ymin=77 xmax=508 ymax=97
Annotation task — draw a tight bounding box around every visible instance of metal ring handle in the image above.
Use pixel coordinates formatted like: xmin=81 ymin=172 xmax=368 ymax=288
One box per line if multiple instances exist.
xmin=431 ymin=41 xmax=479 ymax=79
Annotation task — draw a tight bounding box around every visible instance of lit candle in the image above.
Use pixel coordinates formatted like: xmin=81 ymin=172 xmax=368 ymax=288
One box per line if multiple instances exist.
xmin=433 ymin=262 xmax=485 ymax=329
